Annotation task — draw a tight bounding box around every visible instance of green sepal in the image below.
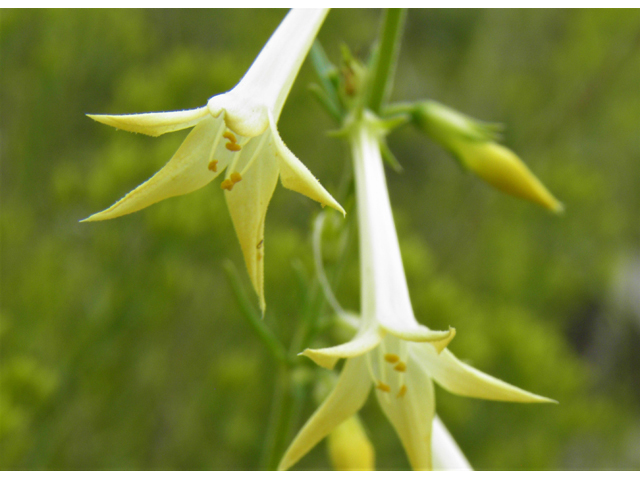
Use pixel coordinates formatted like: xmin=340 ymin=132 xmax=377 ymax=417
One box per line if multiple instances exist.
xmin=310 ymin=41 xmax=344 ymax=118
xmin=308 ymin=83 xmax=343 ymax=123
xmin=379 ymin=137 xmax=403 ymax=173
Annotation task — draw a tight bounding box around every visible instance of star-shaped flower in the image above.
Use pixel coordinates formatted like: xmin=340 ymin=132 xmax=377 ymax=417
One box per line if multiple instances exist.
xmin=279 ymin=116 xmax=554 ymax=471
xmin=83 ymin=9 xmax=343 ymax=311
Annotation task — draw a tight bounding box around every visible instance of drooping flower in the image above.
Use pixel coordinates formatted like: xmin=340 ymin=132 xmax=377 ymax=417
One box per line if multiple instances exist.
xmin=83 ymin=9 xmax=343 ymax=311
xmin=279 ymin=114 xmax=555 ymax=471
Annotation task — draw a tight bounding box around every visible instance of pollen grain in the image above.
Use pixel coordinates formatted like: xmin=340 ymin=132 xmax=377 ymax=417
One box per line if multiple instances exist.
xmin=223 ymin=131 xmax=237 ymax=144
xmin=384 ymin=353 xmax=400 ymax=364
xmin=375 ymin=381 xmax=391 ymax=393
xmin=394 ymin=361 xmax=407 ymax=372
xmin=397 ymin=385 xmax=407 ymax=398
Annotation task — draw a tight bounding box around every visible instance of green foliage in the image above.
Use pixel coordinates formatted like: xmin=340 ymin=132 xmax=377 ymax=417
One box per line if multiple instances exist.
xmin=1 ymin=9 xmax=639 ymax=470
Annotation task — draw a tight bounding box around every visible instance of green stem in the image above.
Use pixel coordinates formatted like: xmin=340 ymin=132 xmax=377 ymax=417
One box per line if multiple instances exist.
xmin=260 ymin=365 xmax=294 ymax=470
xmin=367 ymin=8 xmax=406 ymax=114
xmin=223 ymin=261 xmax=291 ymax=366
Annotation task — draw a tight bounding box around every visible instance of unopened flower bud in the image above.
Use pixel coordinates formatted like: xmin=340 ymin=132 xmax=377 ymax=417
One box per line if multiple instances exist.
xmin=454 ymin=141 xmax=564 ymax=213
xmin=327 ymin=415 xmax=375 ymax=471
xmin=413 ymin=101 xmax=563 ymax=213
xmin=413 ymin=100 xmax=502 ymax=146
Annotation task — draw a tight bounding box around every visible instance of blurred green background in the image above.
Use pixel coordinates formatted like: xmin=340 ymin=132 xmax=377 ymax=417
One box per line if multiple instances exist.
xmin=1 ymin=9 xmax=639 ymax=470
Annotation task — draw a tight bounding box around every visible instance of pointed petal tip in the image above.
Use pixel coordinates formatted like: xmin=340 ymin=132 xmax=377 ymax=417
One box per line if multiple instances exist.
xmin=86 ymin=113 xmax=145 ymax=134
xmin=414 ymin=347 xmax=558 ymax=404
xmin=279 ymin=357 xmax=372 ymax=471
xmin=300 ymin=328 xmax=382 ymax=370
xmin=78 ymin=207 xmax=123 ymax=223
xmin=529 ymin=393 xmax=558 ymax=404
xmin=323 ymin=197 xmax=346 ymax=217
xmin=300 ymin=349 xmax=340 ymax=370
xmin=385 ymin=324 xmax=456 ymax=353
xmin=434 ymin=327 xmax=456 ymax=354
xmin=87 ymin=107 xmax=209 ymax=136
xmin=550 ymin=200 xmax=565 ymax=215
xmin=79 ymin=211 xmax=108 ymax=223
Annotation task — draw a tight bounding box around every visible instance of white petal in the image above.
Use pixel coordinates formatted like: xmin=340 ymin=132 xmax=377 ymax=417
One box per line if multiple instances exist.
xmin=270 ymin=115 xmax=345 ymax=216
xmin=432 ymin=416 xmax=472 ymax=471
xmin=302 ymin=326 xmax=382 ymax=370
xmin=374 ymin=348 xmax=436 ymax=471
xmin=87 ymin=106 xmax=209 ymax=137
xmin=224 ymin=134 xmax=279 ymax=313
xmin=410 ymin=345 xmax=556 ymax=403
xmin=82 ymin=116 xmax=225 ymax=222
xmin=383 ymin=323 xmax=456 ymax=354
xmin=278 ymin=357 xmax=371 ymax=471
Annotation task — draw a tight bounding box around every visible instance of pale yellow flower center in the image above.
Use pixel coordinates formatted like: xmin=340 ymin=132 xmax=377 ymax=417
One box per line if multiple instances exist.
xmin=213 ymin=124 xmax=270 ymax=192
xmin=370 ymin=339 xmax=409 ymax=400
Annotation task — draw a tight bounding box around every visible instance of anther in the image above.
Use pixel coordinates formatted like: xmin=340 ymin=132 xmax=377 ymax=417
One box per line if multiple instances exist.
xmin=226 ymin=142 xmax=241 ymax=152
xmin=208 ymin=160 xmax=218 ymax=172
xmin=375 ymin=381 xmax=391 ymax=393
xmin=223 ymin=131 xmax=237 ymax=144
xmin=230 ymin=172 xmax=242 ymax=184
xmin=396 ymin=385 xmax=407 ymax=398
xmin=384 ymin=353 xmax=400 ymax=364
xmin=394 ymin=361 xmax=407 ymax=372
xmin=220 ymin=179 xmax=234 ymax=191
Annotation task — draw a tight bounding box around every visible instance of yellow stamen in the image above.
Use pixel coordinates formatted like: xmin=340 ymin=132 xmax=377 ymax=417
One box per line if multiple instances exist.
xmin=396 ymin=385 xmax=407 ymax=398
xmin=220 ymin=179 xmax=234 ymax=191
xmin=394 ymin=361 xmax=407 ymax=372
xmin=375 ymin=381 xmax=391 ymax=393
xmin=208 ymin=160 xmax=218 ymax=172
xmin=223 ymin=131 xmax=237 ymax=144
xmin=226 ymin=142 xmax=242 ymax=152
xmin=206 ymin=127 xmax=225 ymax=175
xmin=384 ymin=353 xmax=400 ymax=364
xmin=230 ymin=172 xmax=242 ymax=184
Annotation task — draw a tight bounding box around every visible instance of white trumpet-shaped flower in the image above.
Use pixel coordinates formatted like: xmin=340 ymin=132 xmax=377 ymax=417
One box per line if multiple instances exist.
xmin=83 ymin=9 xmax=343 ymax=311
xmin=279 ymin=115 xmax=555 ymax=471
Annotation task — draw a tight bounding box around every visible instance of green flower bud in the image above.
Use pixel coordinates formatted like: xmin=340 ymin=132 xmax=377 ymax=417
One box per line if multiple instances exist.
xmin=413 ymin=101 xmax=563 ymax=213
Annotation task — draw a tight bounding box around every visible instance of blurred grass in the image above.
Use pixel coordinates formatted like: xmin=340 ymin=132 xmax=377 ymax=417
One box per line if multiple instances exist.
xmin=1 ymin=9 xmax=640 ymax=470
